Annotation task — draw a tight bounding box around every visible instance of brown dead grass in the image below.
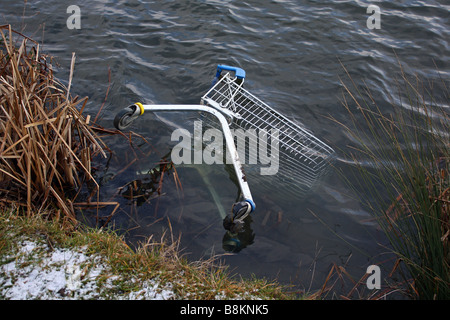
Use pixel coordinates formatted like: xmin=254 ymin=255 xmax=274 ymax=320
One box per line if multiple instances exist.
xmin=0 ymin=24 xmax=107 ymax=223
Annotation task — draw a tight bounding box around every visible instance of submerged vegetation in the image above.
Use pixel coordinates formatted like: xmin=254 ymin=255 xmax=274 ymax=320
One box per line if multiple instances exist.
xmin=335 ymin=59 xmax=449 ymax=299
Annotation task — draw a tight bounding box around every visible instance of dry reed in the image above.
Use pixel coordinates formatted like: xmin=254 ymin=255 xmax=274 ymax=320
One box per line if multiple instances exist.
xmin=0 ymin=25 xmax=107 ymax=222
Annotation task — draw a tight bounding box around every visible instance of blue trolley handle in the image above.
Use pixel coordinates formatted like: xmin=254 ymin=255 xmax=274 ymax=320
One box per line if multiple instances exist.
xmin=211 ymin=64 xmax=246 ymax=86
xmin=216 ymin=65 xmax=246 ymax=79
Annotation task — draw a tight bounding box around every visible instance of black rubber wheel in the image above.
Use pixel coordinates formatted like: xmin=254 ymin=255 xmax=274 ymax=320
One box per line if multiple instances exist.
xmin=114 ymin=106 xmax=137 ymax=130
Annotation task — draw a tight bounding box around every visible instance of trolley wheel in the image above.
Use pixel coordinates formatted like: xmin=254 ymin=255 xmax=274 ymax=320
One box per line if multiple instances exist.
xmin=223 ymin=200 xmax=254 ymax=233
xmin=114 ymin=106 xmax=139 ymax=130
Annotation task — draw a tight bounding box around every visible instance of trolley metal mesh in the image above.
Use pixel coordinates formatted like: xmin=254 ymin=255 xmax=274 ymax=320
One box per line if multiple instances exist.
xmin=201 ymin=72 xmax=335 ymax=198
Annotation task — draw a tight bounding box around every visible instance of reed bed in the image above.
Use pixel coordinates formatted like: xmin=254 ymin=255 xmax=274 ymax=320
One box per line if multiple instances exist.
xmin=0 ymin=25 xmax=107 ymax=222
xmin=334 ymin=59 xmax=449 ymax=299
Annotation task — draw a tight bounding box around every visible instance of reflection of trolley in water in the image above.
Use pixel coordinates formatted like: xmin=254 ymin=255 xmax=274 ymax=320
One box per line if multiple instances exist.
xmin=114 ymin=65 xmax=335 ymax=233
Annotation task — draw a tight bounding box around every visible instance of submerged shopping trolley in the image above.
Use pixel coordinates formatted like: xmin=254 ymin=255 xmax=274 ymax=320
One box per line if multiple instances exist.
xmin=114 ymin=65 xmax=335 ymax=231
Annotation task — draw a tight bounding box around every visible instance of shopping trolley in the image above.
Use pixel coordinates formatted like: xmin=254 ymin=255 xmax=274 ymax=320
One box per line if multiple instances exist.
xmin=114 ymin=65 xmax=335 ymax=232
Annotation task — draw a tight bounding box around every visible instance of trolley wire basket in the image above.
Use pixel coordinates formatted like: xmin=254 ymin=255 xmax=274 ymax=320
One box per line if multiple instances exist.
xmin=201 ymin=65 xmax=335 ymax=199
xmin=114 ymin=64 xmax=335 ymax=231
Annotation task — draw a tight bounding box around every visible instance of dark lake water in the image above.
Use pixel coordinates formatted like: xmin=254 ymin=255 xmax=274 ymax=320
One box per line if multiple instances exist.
xmin=2 ymin=0 xmax=448 ymax=297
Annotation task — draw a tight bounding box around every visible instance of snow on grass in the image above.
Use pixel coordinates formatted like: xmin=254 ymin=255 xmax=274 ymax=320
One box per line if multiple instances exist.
xmin=0 ymin=238 xmax=175 ymax=300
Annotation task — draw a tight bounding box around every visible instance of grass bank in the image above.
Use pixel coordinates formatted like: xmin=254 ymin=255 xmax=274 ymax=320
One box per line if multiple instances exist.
xmin=0 ymin=209 xmax=293 ymax=300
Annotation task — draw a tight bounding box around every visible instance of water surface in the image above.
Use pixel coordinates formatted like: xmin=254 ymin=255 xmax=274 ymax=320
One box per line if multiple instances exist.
xmin=2 ymin=0 xmax=448 ymax=295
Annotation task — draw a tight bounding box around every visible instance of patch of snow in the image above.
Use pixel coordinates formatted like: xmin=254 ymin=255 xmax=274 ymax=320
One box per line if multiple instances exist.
xmin=0 ymin=238 xmax=175 ymax=300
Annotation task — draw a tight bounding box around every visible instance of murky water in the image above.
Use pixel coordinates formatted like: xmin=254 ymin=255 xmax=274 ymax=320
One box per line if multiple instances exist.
xmin=2 ymin=0 xmax=448 ymax=295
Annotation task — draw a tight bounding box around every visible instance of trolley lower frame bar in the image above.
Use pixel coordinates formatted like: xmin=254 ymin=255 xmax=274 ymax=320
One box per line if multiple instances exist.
xmin=113 ymin=102 xmax=255 ymax=228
